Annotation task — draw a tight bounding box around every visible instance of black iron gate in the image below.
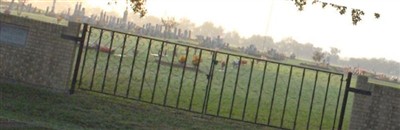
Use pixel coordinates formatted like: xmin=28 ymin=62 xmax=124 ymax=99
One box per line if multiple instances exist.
xmin=69 ymin=24 xmax=363 ymax=130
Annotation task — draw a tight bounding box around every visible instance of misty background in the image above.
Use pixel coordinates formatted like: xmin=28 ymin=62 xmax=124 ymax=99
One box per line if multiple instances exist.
xmin=1 ymin=0 xmax=399 ymax=77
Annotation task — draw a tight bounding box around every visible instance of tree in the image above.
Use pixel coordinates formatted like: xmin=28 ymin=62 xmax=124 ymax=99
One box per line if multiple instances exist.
xmin=161 ymin=17 xmax=178 ymax=38
xmin=110 ymin=0 xmax=147 ymax=17
xmin=290 ymin=53 xmax=296 ymax=59
xmin=329 ymin=47 xmax=340 ymax=63
xmin=312 ymin=50 xmax=325 ymax=63
xmin=292 ymin=0 xmax=380 ymax=25
xmin=244 ymin=44 xmax=259 ymax=56
xmin=243 ymin=35 xmax=274 ymax=51
xmin=177 ymin=17 xmax=196 ymax=30
xmin=330 ymin=47 xmax=341 ymax=56
xmin=223 ymin=31 xmax=241 ymax=46
xmin=193 ymin=22 xmax=224 ymax=37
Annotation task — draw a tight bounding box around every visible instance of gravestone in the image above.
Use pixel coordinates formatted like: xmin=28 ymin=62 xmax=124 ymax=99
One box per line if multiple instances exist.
xmin=178 ymin=29 xmax=182 ymax=38
xmin=66 ymin=8 xmax=70 ymax=18
xmin=173 ymin=27 xmax=177 ymax=38
xmin=183 ymin=30 xmax=188 ymax=39
xmin=4 ymin=0 xmax=15 ymax=15
xmin=33 ymin=7 xmax=37 ymax=14
xmin=51 ymin=0 xmax=56 ymax=13
xmin=45 ymin=6 xmax=49 ymax=15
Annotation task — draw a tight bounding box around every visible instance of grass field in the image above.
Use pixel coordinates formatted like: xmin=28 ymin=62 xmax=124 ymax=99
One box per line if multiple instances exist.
xmin=0 ymin=12 xmax=371 ymax=129
xmin=1 ymin=83 xmax=271 ymax=130
xmin=76 ymin=28 xmax=354 ymax=129
xmin=0 ymin=9 xmax=68 ymax=25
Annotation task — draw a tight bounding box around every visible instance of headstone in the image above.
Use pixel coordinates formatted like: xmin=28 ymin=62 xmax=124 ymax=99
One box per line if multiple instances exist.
xmin=178 ymin=29 xmax=181 ymax=38
xmin=173 ymin=27 xmax=177 ymax=38
xmin=33 ymin=7 xmax=37 ymax=13
xmin=183 ymin=30 xmax=188 ymax=39
xmin=8 ymin=0 xmax=15 ymax=10
xmin=82 ymin=7 xmax=85 ymax=16
xmin=16 ymin=1 xmax=22 ymax=15
xmin=78 ymin=2 xmax=82 ymax=12
xmin=150 ymin=26 xmax=156 ymax=36
xmin=73 ymin=2 xmax=78 ymax=15
xmin=28 ymin=4 xmax=33 ymax=12
xmin=50 ymin=0 xmax=56 ymax=14
xmin=67 ymin=8 xmax=70 ymax=18
xmin=45 ymin=6 xmax=49 ymax=14
xmin=4 ymin=0 xmax=15 ymax=14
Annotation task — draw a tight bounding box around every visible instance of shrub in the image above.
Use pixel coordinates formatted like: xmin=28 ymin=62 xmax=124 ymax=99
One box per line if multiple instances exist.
xmin=192 ymin=55 xmax=202 ymax=66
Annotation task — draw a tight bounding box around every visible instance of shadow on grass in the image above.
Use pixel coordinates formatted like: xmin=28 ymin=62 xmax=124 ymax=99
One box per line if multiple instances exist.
xmin=0 ymin=83 xmax=275 ymax=130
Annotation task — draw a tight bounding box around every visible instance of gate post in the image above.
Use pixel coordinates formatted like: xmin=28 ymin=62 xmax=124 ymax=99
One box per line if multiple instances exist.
xmin=338 ymin=72 xmax=372 ymax=130
xmin=338 ymin=72 xmax=352 ymax=130
xmin=69 ymin=23 xmax=89 ymax=94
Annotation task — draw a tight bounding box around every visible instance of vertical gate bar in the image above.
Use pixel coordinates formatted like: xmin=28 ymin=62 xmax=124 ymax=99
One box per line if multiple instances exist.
xmin=293 ymin=69 xmax=306 ymax=130
xmin=78 ymin=26 xmax=92 ymax=88
xmin=217 ymin=54 xmax=230 ymax=116
xmin=113 ymin=34 xmax=128 ymax=95
xmin=242 ymin=59 xmax=255 ymax=121
xmin=163 ymin=44 xmax=178 ymax=106
xmin=319 ymin=73 xmax=332 ymax=129
xmin=280 ymin=66 xmax=293 ymax=127
xmin=338 ymin=72 xmax=352 ymax=130
xmin=255 ymin=61 xmax=268 ymax=123
xmin=332 ymin=75 xmax=344 ymax=130
xmin=267 ymin=64 xmax=281 ymax=125
xmin=204 ymin=52 xmax=218 ymax=114
xmin=306 ymin=71 xmax=319 ymax=130
xmin=139 ymin=39 xmax=153 ymax=100
xmin=229 ymin=57 xmax=242 ymax=119
xmin=151 ymin=42 xmax=165 ymax=103
xmin=101 ymin=31 xmax=115 ymax=93
xmin=189 ymin=49 xmax=203 ymax=111
xmin=176 ymin=47 xmax=190 ymax=108
xmin=89 ymin=29 xmax=104 ymax=90
xmin=202 ymin=52 xmax=218 ymax=114
xmin=125 ymin=36 xmax=141 ymax=97
xmin=70 ymin=23 xmax=88 ymax=94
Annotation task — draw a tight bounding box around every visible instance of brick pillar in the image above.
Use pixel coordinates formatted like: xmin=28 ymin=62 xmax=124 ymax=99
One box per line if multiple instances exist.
xmin=349 ymin=76 xmax=373 ymax=130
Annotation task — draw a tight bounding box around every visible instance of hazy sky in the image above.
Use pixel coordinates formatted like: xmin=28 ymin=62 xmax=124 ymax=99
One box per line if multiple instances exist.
xmin=8 ymin=0 xmax=400 ymax=62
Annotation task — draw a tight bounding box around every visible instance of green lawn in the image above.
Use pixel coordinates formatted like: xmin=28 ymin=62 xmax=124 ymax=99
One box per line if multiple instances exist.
xmin=1 ymin=83 xmax=271 ymax=130
xmin=76 ymin=28 xmax=354 ymax=130
xmin=0 ymin=12 xmax=360 ymax=129
xmin=368 ymin=78 xmax=400 ymax=89
xmin=0 ymin=9 xmax=68 ymax=26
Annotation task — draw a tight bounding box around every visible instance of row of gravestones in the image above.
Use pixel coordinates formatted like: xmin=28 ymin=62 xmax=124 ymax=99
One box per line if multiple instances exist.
xmin=2 ymin=0 xmax=42 ymax=15
xmin=138 ymin=23 xmax=192 ymax=40
xmin=1 ymin=1 xmax=193 ymax=41
xmin=196 ymin=35 xmax=228 ymax=49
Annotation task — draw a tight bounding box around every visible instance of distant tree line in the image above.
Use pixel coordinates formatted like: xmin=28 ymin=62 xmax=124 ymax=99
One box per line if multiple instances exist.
xmin=126 ymin=15 xmax=399 ymax=77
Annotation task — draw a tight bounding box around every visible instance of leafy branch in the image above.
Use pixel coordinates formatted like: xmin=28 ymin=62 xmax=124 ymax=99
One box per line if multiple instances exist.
xmin=108 ymin=0 xmax=147 ymax=17
xmin=293 ymin=0 xmax=380 ymax=25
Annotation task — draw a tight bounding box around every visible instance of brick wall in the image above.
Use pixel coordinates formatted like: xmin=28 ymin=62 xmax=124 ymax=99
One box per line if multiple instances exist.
xmin=350 ymin=76 xmax=400 ymax=130
xmin=0 ymin=14 xmax=81 ymax=92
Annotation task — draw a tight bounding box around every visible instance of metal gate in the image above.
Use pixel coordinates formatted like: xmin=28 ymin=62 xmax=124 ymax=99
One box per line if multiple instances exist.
xmin=69 ymin=24 xmax=360 ymax=130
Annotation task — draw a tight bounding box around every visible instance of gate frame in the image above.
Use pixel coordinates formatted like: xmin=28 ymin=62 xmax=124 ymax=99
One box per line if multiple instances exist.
xmin=69 ymin=24 xmax=372 ymax=130
xmin=69 ymin=23 xmax=89 ymax=94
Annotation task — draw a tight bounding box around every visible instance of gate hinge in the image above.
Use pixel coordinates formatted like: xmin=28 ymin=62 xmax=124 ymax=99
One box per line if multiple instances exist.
xmin=61 ymin=34 xmax=82 ymax=42
xmin=349 ymin=88 xmax=372 ymax=96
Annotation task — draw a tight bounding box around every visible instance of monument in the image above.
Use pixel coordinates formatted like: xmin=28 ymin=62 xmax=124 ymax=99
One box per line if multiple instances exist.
xmin=49 ymin=0 xmax=56 ymax=16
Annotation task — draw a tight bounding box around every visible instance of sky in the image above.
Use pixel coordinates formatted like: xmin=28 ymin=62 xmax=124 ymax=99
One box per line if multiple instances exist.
xmin=4 ymin=0 xmax=400 ymax=62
